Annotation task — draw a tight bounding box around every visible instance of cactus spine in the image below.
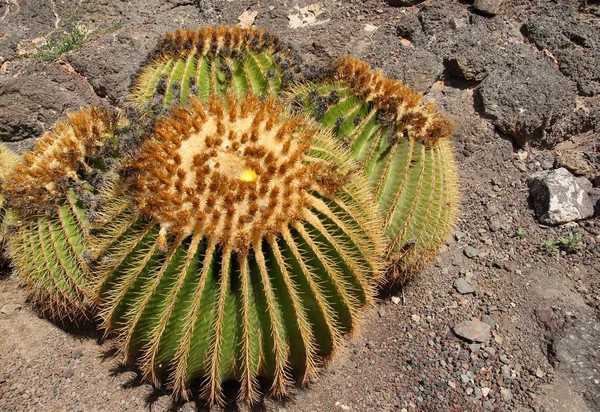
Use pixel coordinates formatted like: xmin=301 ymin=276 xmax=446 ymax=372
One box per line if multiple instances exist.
xmin=94 ymin=93 xmax=383 ymax=403
xmin=290 ymin=56 xmax=459 ymax=282
xmin=2 ymin=106 xmax=119 ymax=321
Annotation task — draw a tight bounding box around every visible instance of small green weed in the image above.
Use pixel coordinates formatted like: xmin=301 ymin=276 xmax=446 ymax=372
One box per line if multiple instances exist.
xmin=556 ymin=232 xmax=583 ymax=253
xmin=516 ymin=227 xmax=527 ymax=239
xmin=543 ymin=232 xmax=583 ymax=254
xmin=543 ymin=239 xmax=559 ymax=254
xmin=37 ymin=21 xmax=92 ymax=59
xmin=26 ymin=12 xmax=121 ymax=60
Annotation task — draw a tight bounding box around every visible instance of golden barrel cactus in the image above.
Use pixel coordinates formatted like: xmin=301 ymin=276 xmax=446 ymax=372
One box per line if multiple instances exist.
xmin=93 ymin=93 xmax=384 ymax=402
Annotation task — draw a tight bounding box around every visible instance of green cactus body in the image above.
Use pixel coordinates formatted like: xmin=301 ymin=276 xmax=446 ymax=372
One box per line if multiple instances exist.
xmin=94 ymin=93 xmax=383 ymax=403
xmin=289 ymin=56 xmax=460 ymax=281
xmin=2 ymin=106 xmax=119 ymax=320
xmin=130 ymin=26 xmax=299 ymax=110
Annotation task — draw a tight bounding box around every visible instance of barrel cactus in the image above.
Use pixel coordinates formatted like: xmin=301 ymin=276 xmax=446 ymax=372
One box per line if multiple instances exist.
xmin=130 ymin=26 xmax=300 ymax=110
xmin=2 ymin=106 xmax=119 ymax=321
xmin=290 ymin=56 xmax=459 ymax=282
xmin=1 ymin=25 xmax=459 ymax=405
xmin=93 ymin=93 xmax=383 ymax=403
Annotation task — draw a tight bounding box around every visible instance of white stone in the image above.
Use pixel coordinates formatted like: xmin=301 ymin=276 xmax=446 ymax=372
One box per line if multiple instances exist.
xmin=529 ymin=168 xmax=594 ymax=225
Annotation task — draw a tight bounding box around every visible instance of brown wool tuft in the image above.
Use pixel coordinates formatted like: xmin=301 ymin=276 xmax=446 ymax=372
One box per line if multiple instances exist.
xmin=332 ymin=56 xmax=455 ymax=145
xmin=128 ymin=93 xmax=345 ymax=252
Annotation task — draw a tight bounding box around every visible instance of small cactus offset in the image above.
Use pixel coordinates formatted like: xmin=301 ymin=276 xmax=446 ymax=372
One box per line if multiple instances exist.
xmin=131 ymin=26 xmax=300 ymax=110
xmin=2 ymin=106 xmax=119 ymax=321
xmin=2 ymin=25 xmax=460 ymax=405
xmin=94 ymin=93 xmax=384 ymax=403
xmin=290 ymin=56 xmax=460 ymax=282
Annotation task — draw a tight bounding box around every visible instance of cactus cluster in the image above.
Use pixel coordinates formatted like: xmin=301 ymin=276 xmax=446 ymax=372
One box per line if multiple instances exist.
xmin=0 ymin=26 xmax=458 ymax=404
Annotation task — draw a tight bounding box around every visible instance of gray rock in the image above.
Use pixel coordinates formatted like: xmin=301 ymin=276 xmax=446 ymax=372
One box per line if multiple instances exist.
xmin=474 ymin=387 xmax=483 ymax=399
xmin=454 ymin=278 xmax=475 ymax=294
xmin=481 ymin=314 xmax=496 ymax=329
xmin=475 ymin=44 xmax=577 ymax=147
xmin=382 ymin=48 xmax=443 ymax=93
xmin=469 ymin=343 xmax=481 ymax=352
xmin=460 ymin=373 xmax=470 ymax=384
xmin=536 ymin=307 xmax=565 ymax=334
xmin=501 ymin=365 xmax=511 ymax=378
xmin=430 ymin=16 xmax=522 ymax=82
xmin=556 ymin=49 xmax=600 ymax=97
xmin=0 ymin=61 xmax=101 ymax=142
xmin=62 ymin=368 xmax=74 ymax=379
xmin=455 ymin=231 xmax=466 ymax=241
xmin=500 ymin=387 xmax=513 ymax=402
xmin=524 ymin=16 xmax=599 ymax=53
xmin=473 ymin=0 xmax=504 ymax=16
xmin=523 ymin=17 xmax=572 ymax=51
xmin=551 ymin=322 xmax=600 ymax=409
xmin=396 ymin=2 xmax=468 ymax=47
xmin=489 ymin=219 xmax=502 ymax=232
xmin=454 ymin=319 xmax=492 ymax=343
xmin=484 ymin=346 xmax=496 ymax=356
xmin=529 ymin=168 xmax=594 ymax=225
xmin=464 ymin=245 xmax=479 ymax=258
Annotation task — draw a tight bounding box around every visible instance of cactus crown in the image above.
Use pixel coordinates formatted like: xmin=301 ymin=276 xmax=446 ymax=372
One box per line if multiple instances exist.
xmin=127 ymin=93 xmax=347 ymax=252
xmin=3 ymin=106 xmax=118 ymax=216
xmin=331 ymin=56 xmax=455 ymax=146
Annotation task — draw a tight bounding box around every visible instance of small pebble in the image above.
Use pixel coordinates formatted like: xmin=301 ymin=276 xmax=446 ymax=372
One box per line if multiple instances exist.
xmin=464 ymin=246 xmax=479 ymax=258
xmin=481 ymin=314 xmax=496 ymax=329
xmin=454 ymin=278 xmax=475 ymax=294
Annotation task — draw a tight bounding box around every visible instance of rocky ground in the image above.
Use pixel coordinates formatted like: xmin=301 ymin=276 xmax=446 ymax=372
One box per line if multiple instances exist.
xmin=1 ymin=0 xmax=599 ymax=411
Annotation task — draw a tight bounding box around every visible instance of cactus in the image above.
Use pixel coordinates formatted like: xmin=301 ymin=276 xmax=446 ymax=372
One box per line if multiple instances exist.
xmin=2 ymin=106 xmax=119 ymax=321
xmin=91 ymin=93 xmax=383 ymax=403
xmin=0 ymin=143 xmax=21 ymax=249
xmin=130 ymin=26 xmax=300 ymax=110
xmin=289 ymin=56 xmax=460 ymax=282
xmin=2 ymin=25 xmax=460 ymax=405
